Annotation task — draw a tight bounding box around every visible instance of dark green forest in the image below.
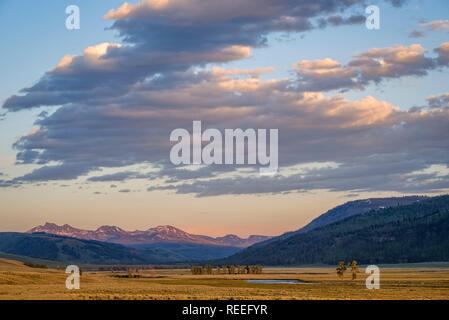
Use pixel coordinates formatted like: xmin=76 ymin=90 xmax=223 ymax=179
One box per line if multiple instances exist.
xmin=220 ymin=195 xmax=449 ymax=265
xmin=0 ymin=232 xmax=149 ymax=264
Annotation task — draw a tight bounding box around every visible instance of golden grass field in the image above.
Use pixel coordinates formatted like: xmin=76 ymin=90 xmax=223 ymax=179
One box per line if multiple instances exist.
xmin=1 ymin=258 xmax=448 ymax=300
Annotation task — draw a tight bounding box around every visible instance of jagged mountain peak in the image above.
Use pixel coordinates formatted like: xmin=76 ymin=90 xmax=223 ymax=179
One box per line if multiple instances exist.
xmin=149 ymin=225 xmax=184 ymax=233
xmin=95 ymin=225 xmax=125 ymax=233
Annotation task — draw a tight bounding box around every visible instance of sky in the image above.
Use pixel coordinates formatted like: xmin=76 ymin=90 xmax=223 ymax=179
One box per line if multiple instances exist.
xmin=0 ymin=0 xmax=448 ymax=237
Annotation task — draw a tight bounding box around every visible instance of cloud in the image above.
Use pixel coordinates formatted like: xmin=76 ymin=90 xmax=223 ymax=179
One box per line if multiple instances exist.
xmin=4 ymin=61 xmax=449 ymax=196
xmin=4 ymin=0 xmax=449 ymax=198
xmin=104 ymin=0 xmax=365 ymax=26
xmin=409 ymin=30 xmax=424 ymax=38
xmin=294 ymin=43 xmax=445 ymax=92
xmin=352 ymin=44 xmax=435 ymax=78
xmin=426 ymin=93 xmax=449 ymax=109
xmin=2 ymin=43 xmax=251 ymax=112
xmin=3 ymin=0 xmax=396 ymax=113
xmin=387 ymin=0 xmax=408 ymax=7
xmin=118 ymin=189 xmax=131 ymax=193
xmin=149 ymin=159 xmax=449 ymax=197
xmin=293 ymin=58 xmax=360 ymax=92
xmin=411 ymin=92 xmax=449 ymax=112
xmin=11 ymin=163 xmax=94 ymax=183
xmin=435 ymin=42 xmax=449 ymax=66
xmin=318 ymin=14 xmax=366 ymax=28
xmin=421 ymin=19 xmax=449 ymax=33
xmin=88 ymin=171 xmax=139 ymax=182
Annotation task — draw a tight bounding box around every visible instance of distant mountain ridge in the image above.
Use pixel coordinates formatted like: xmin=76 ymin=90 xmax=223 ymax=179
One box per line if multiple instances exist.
xmin=27 ymin=223 xmax=271 ymax=248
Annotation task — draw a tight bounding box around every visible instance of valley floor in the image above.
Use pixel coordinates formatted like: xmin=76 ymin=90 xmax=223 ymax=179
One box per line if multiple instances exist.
xmin=1 ymin=259 xmax=448 ymax=300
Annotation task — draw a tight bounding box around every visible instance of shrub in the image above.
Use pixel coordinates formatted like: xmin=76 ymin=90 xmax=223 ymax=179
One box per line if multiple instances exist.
xmin=24 ymin=262 xmax=48 ymax=269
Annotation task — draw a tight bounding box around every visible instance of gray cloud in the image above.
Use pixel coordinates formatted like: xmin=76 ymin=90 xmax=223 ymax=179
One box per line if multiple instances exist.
xmin=149 ymin=155 xmax=449 ymax=197
xmin=409 ymin=30 xmax=424 ymax=38
xmin=427 ymin=93 xmax=449 ymax=109
xmin=88 ymin=171 xmax=139 ymax=182
xmin=318 ymin=14 xmax=366 ymax=28
xmin=387 ymin=0 xmax=408 ymax=6
xmin=11 ymin=163 xmax=94 ymax=183
xmin=435 ymin=42 xmax=449 ymax=66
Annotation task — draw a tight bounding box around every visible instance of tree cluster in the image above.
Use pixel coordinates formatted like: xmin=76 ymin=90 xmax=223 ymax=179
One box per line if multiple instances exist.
xmin=336 ymin=260 xmax=358 ymax=280
xmin=191 ymin=265 xmax=263 ymax=275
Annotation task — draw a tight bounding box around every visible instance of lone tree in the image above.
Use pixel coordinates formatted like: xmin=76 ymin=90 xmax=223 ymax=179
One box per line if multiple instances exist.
xmin=348 ymin=260 xmax=359 ymax=280
xmin=336 ymin=261 xmax=347 ymax=279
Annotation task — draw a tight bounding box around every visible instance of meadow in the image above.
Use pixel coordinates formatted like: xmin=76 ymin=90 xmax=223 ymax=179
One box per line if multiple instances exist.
xmin=0 ymin=258 xmax=448 ymax=300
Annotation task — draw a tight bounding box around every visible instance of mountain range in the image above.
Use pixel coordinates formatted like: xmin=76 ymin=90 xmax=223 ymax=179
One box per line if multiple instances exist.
xmin=27 ymin=223 xmax=270 ymax=248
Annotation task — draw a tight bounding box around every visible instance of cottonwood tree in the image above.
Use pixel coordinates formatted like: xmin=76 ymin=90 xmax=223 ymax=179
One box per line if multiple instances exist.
xmin=336 ymin=261 xmax=347 ymax=279
xmin=216 ymin=266 xmax=221 ymax=274
xmin=255 ymin=265 xmax=263 ymax=274
xmin=229 ymin=265 xmax=236 ymax=274
xmin=348 ymin=260 xmax=359 ymax=280
xmin=205 ymin=265 xmax=213 ymax=275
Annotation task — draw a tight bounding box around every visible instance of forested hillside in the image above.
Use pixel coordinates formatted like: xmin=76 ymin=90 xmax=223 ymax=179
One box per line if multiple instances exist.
xmin=221 ymin=195 xmax=449 ymax=265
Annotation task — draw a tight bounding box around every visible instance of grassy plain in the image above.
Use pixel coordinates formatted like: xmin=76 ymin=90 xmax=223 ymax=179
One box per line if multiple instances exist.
xmin=1 ymin=258 xmax=448 ymax=300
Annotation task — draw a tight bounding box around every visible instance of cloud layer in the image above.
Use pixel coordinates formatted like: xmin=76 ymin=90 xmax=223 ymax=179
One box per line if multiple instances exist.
xmin=2 ymin=0 xmax=449 ymax=197
xmin=294 ymin=43 xmax=449 ymax=92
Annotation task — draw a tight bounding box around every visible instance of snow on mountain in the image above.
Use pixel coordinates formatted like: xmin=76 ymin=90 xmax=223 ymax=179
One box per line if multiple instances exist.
xmin=27 ymin=223 xmax=271 ymax=247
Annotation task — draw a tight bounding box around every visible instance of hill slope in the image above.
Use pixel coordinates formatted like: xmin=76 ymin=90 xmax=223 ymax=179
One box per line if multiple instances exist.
xmin=0 ymin=232 xmax=151 ymax=264
xmin=0 ymin=232 xmax=242 ymax=264
xmin=131 ymin=243 xmax=241 ymax=261
xmin=270 ymin=196 xmax=427 ymax=243
xmin=221 ymin=195 xmax=449 ymax=265
xmin=297 ymin=196 xmax=426 ymax=234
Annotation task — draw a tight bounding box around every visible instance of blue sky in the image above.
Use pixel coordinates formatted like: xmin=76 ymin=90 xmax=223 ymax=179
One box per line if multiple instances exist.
xmin=0 ymin=0 xmax=448 ymax=235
